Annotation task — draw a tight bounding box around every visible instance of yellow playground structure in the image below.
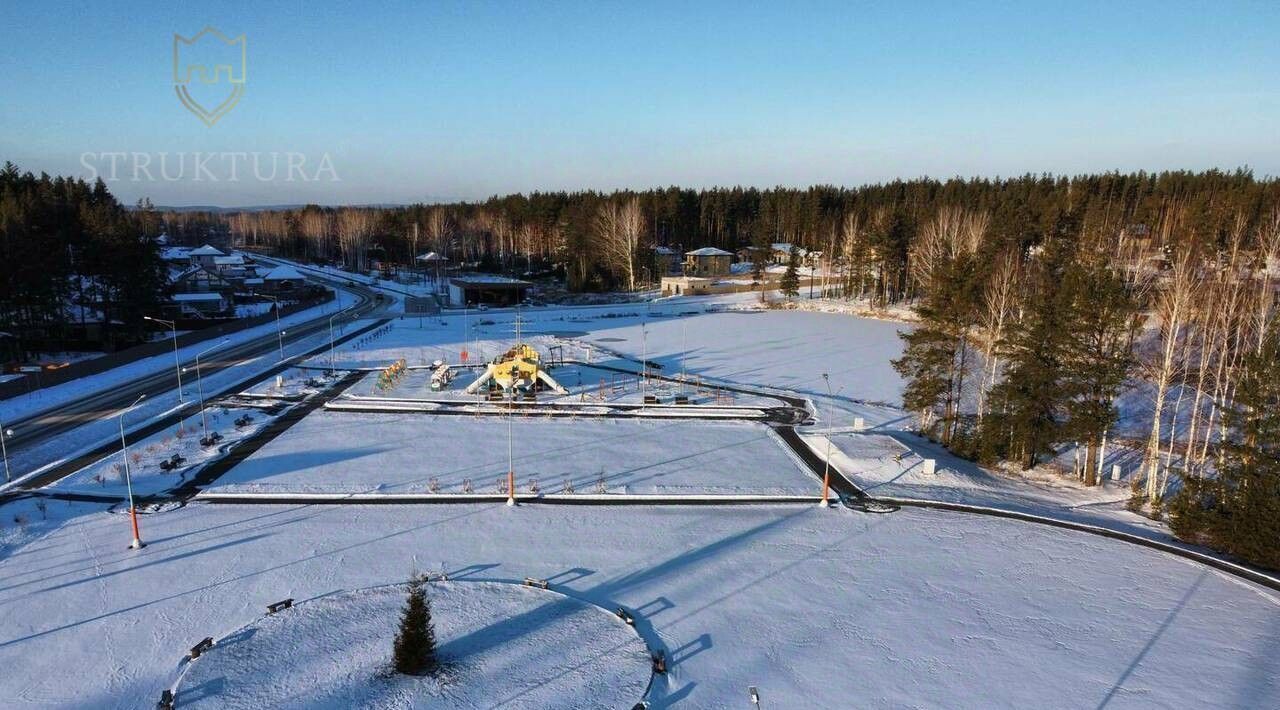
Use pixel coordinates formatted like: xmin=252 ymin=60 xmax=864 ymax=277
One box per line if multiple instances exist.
xmin=464 ymin=343 xmax=568 ymax=395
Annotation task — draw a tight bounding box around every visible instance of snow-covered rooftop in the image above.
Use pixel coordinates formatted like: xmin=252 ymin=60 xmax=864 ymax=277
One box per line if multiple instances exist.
xmin=450 ymin=274 xmax=531 ymax=287
xmin=213 ymin=255 xmax=245 ymax=266
xmin=415 ymin=251 xmax=448 ymax=262
xmin=685 ymin=247 xmax=733 ymax=257
xmin=171 ymin=292 xmax=224 ymax=302
xmin=189 ymin=244 xmax=226 ymax=256
xmin=262 ymin=265 xmax=306 ymax=281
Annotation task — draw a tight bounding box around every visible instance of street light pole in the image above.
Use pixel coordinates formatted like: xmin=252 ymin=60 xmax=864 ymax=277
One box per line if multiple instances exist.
xmin=258 ymin=294 xmax=285 ymax=361
xmin=0 ymin=423 xmax=11 ymax=483
xmin=188 ymin=339 xmax=228 ymax=444
xmin=506 ymin=364 xmax=518 ymax=506
xmin=328 ymin=306 xmax=352 ymax=375
xmin=641 ymin=320 xmax=648 ymax=406
xmin=144 ymin=316 xmax=183 ymax=401
xmin=819 ymin=373 xmax=845 ymax=508
xmin=118 ymin=394 xmax=147 ymax=549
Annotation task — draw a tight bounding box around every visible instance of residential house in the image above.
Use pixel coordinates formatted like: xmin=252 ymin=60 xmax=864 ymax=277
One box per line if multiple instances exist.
xmin=683 ymin=247 xmax=733 ymax=276
xmin=261 ymin=265 xmax=307 ymax=294
xmin=651 ymin=246 xmax=679 ymax=275
xmin=188 ymin=244 xmax=226 ymax=270
xmin=171 ymin=292 xmax=230 ymax=318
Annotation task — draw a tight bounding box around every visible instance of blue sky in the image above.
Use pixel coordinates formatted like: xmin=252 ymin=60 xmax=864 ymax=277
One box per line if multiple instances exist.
xmin=1 ymin=1 xmax=1277 ymax=206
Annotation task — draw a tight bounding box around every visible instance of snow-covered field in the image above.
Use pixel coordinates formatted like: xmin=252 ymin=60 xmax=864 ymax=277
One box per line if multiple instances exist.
xmin=202 ymin=413 xmax=816 ymax=496
xmin=0 ymin=502 xmax=1276 ymax=708
xmin=177 ymin=581 xmax=651 ymax=709
xmin=6 ymin=297 xmax=1278 ymax=708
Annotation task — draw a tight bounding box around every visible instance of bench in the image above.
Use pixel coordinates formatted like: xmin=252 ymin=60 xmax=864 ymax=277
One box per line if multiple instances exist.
xmin=674 ymin=395 xmax=689 ymax=405
xmin=651 ymin=650 xmax=667 ymax=674
xmin=188 ymin=637 xmax=214 ymax=660
xmin=267 ymin=598 xmax=293 ymax=614
xmin=523 ymin=577 xmax=549 ymax=589
xmin=200 ymin=432 xmax=224 ymax=447
xmin=643 ymin=394 xmax=658 ymax=404
xmin=159 ymin=454 xmax=187 ymax=472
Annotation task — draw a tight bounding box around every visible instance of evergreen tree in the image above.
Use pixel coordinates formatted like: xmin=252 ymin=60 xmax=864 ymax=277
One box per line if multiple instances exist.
xmin=1170 ymin=322 xmax=1280 ymax=570
xmin=892 ymin=254 xmax=979 ymax=447
xmin=1059 ymin=255 xmax=1141 ymax=484
xmin=780 ymin=246 xmax=800 ymax=298
xmin=392 ymin=573 xmax=438 ymax=675
xmin=982 ymin=238 xmax=1074 ymax=468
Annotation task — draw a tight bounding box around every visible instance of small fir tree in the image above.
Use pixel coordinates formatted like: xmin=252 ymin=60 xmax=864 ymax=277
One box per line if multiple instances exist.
xmin=392 ymin=573 xmax=438 ymax=675
xmin=780 ymin=247 xmax=801 ymax=299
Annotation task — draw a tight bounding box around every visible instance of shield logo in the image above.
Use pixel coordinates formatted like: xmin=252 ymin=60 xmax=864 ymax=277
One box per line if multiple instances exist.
xmin=173 ymin=27 xmax=246 ymax=126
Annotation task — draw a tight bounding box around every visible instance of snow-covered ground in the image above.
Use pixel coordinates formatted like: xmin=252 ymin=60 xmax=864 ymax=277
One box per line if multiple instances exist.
xmin=50 ymin=407 xmax=276 ymax=498
xmin=804 ymin=430 xmax=1171 ymax=538
xmin=202 ymin=413 xmax=816 ymax=496
xmin=0 ymin=501 xmax=1275 ymax=708
xmin=177 ymin=581 xmax=650 ymax=709
xmin=7 ymin=294 xmax=1278 ymax=708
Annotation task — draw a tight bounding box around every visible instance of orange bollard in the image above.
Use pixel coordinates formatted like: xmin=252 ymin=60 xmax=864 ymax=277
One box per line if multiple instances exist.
xmin=129 ymin=506 xmax=145 ymax=549
xmin=820 ymin=470 xmax=830 ymax=508
xmin=507 ymin=470 xmax=516 ymax=506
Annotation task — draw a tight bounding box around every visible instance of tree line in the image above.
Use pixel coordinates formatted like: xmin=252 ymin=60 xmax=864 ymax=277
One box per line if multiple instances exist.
xmin=0 ymin=163 xmax=167 ymax=355
xmin=887 ymin=195 xmax=1279 ymax=569
xmin=208 ymin=170 xmax=1280 ymax=298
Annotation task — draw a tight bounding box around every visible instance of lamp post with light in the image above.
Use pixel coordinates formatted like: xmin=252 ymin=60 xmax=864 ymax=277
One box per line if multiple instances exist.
xmin=257 ymin=294 xmax=286 ymax=361
xmin=184 ymin=339 xmax=229 ymax=445
xmin=143 ymin=316 xmax=183 ymax=401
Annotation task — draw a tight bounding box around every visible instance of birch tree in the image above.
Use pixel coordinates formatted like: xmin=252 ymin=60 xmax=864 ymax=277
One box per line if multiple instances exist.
xmin=1141 ymin=248 xmax=1201 ymax=502
xmin=596 ymin=197 xmax=643 ymax=291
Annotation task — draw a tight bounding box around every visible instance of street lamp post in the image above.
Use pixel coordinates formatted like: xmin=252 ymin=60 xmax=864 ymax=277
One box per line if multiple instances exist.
xmin=258 ymin=294 xmax=285 ymax=361
xmin=0 ymin=423 xmax=12 ymax=483
xmin=118 ymin=394 xmax=147 ymax=549
xmin=640 ymin=320 xmax=648 ymax=406
xmin=144 ymin=316 xmax=183 ymax=401
xmin=819 ymin=373 xmax=845 ymax=508
xmin=506 ymin=363 xmax=518 ymax=506
xmin=328 ymin=306 xmax=353 ymax=375
xmin=186 ymin=339 xmax=228 ymax=445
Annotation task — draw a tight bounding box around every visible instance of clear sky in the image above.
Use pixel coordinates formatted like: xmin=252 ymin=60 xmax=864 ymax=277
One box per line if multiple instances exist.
xmin=1 ymin=1 xmax=1277 ymax=206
